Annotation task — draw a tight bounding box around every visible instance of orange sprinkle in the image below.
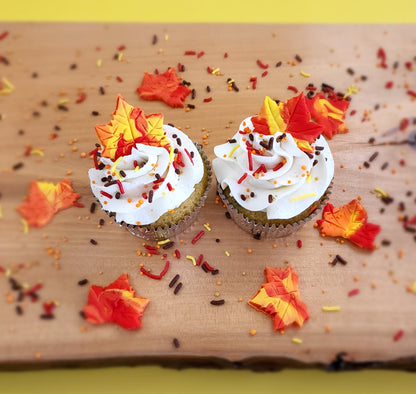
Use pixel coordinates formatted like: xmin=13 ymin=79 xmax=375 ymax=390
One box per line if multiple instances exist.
xmin=238 ymin=297 xmax=243 ymax=302
xmin=249 ymin=329 xmax=257 ymax=336
xmin=247 ymin=248 xmax=252 ymax=254
xmin=127 ymin=198 xmax=132 ymax=203
xmin=136 ymin=221 xmax=141 ymax=225
xmin=217 ymin=281 xmax=221 ymax=286
xmin=325 ymin=325 xmax=332 ymax=332
xmin=371 ymin=283 xmax=377 ymax=289
xmin=398 ymin=250 xmax=404 ymax=259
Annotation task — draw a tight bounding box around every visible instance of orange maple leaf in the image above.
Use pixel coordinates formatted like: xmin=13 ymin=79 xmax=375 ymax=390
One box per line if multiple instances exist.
xmin=136 ymin=67 xmax=192 ymax=108
xmin=306 ymin=91 xmax=350 ymax=139
xmin=95 ymin=95 xmax=168 ymax=160
xmin=248 ymin=266 xmax=309 ymax=331
xmin=83 ymin=273 xmax=149 ymax=330
xmin=17 ymin=179 xmax=82 ymax=227
xmin=316 ymin=199 xmax=380 ymax=249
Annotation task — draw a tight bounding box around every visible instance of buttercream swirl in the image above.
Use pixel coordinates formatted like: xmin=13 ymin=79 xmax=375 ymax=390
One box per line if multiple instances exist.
xmin=89 ymin=125 xmax=204 ymax=225
xmin=213 ymin=116 xmax=334 ymax=220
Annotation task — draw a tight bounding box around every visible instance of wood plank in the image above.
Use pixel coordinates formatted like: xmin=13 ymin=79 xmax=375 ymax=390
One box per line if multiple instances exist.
xmin=0 ymin=23 xmax=415 ymax=369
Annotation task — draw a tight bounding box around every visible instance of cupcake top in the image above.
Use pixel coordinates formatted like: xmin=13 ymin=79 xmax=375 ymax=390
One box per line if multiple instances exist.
xmin=88 ymin=95 xmax=204 ymax=226
xmin=213 ymin=94 xmax=334 ymax=220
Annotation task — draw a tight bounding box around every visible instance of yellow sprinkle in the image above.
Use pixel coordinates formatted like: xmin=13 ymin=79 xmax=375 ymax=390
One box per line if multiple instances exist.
xmin=111 ymin=156 xmax=123 ymax=173
xmin=203 ymin=223 xmax=211 ymax=231
xmin=322 ymin=306 xmax=341 ymax=312
xmin=0 ymin=204 xmax=2 ymax=219
xmin=292 ymin=337 xmax=303 ymax=344
xmin=290 ymin=192 xmax=317 ymax=202
xmin=135 ymin=166 xmax=140 ymax=172
xmin=306 ymin=174 xmax=312 ymax=183
xmin=164 ymin=34 xmax=169 ymax=41
xmin=227 ymin=78 xmax=234 ymax=84
xmin=186 ymin=255 xmax=196 ymax=266
xmin=157 ymin=239 xmax=171 ymax=245
xmin=30 ymin=149 xmax=44 ymax=157
xmin=21 ymin=219 xmax=29 ymax=234
xmin=343 ymin=84 xmax=358 ymax=99
xmin=96 ymin=59 xmax=102 ymax=67
xmin=228 ymin=144 xmax=240 ymax=158
xmin=5 ymin=269 xmax=11 ymax=277
xmin=211 ymin=67 xmax=220 ymax=74
xmin=117 ymin=53 xmax=123 ymax=62
xmin=0 ymin=114 xmax=5 ymax=120
xmin=225 ymin=251 xmax=230 ymax=257
xmin=58 ymin=98 xmax=69 ymax=105
xmin=0 ymin=77 xmax=15 ymax=94
xmin=372 ymin=188 xmax=388 ymax=198
xmin=300 ymin=71 xmax=310 ymax=77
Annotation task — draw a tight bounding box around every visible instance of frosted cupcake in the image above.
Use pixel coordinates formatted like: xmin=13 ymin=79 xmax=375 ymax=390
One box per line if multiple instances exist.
xmin=88 ymin=95 xmax=211 ymax=240
xmin=213 ymin=94 xmax=333 ymax=238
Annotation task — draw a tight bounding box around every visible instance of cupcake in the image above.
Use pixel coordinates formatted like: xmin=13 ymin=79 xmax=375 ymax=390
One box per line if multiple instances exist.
xmin=213 ymin=94 xmax=333 ymax=238
xmin=88 ymin=95 xmax=211 ymax=241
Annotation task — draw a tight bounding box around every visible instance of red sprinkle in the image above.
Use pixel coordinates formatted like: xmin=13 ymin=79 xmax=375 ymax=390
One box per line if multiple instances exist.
xmin=306 ymin=85 xmax=317 ymax=91
xmin=350 ymin=110 xmax=357 ymax=116
xmin=24 ymin=283 xmax=43 ymax=296
xmin=297 ymin=240 xmax=302 ymax=248
xmin=116 ymin=180 xmax=125 ymax=194
xmin=252 ymin=164 xmax=267 ymax=176
xmin=100 ymin=190 xmax=113 ymax=199
xmin=191 ymin=230 xmax=205 ymax=245
xmin=167 ymin=183 xmax=173 ymax=191
xmin=140 ymin=261 xmax=170 ymax=280
xmin=24 ymin=145 xmax=32 ymax=156
xmin=272 ymin=162 xmax=284 ymax=172
xmin=377 ymin=47 xmax=388 ymax=68
xmin=385 ymin=81 xmax=394 ymax=89
xmin=184 ymin=148 xmax=194 ymax=165
xmin=400 ymin=118 xmax=409 ymax=131
xmin=261 ymin=70 xmax=268 ymax=78
xmin=196 ymin=254 xmax=203 ymax=266
xmin=287 ymin=85 xmax=299 ymax=93
xmin=407 ymin=90 xmax=416 ymax=98
xmin=224 ymin=53 xmax=228 ymax=58
xmin=348 ymin=288 xmax=360 ymax=297
xmin=197 ymin=51 xmax=205 ymax=58
xmin=247 ymin=150 xmax=253 ymax=171
xmin=256 ymin=59 xmax=269 ymax=69
xmin=405 ymin=61 xmax=413 ymax=70
xmin=207 ymin=66 xmax=212 ymax=73
xmin=43 ymin=301 xmax=56 ymax=315
xmin=203 ymin=97 xmax=212 ymax=103
xmin=118 ymin=45 xmax=126 ymax=51
xmin=76 ymin=92 xmax=87 ymax=104
xmin=202 ymin=261 xmax=214 ymax=271
xmin=154 ymin=69 xmax=159 ymax=75
xmin=237 ymin=173 xmax=248 ymax=184
xmin=116 ymin=76 xmax=123 ymax=82
xmin=0 ymin=31 xmax=9 ymax=41
xmin=393 ymin=329 xmax=404 ymax=341
xmin=184 ymin=50 xmax=196 ymax=55
xmin=174 ymin=249 xmax=181 ymax=259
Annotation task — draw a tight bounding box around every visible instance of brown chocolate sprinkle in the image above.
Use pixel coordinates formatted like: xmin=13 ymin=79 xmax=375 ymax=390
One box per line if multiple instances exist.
xmin=381 ymin=162 xmax=389 ymax=170
xmin=152 ymin=34 xmax=158 ymax=45
xmin=89 ymin=202 xmax=96 ymax=214
xmin=191 ymin=89 xmax=196 ymax=99
xmin=346 ymin=68 xmax=355 ymax=75
xmin=148 ymin=189 xmax=154 ymax=203
xmin=119 ymin=170 xmax=126 ymax=178
xmin=15 ymin=305 xmax=23 ymax=316
xmin=187 ymin=104 xmax=195 ymax=109
xmin=78 ymin=279 xmax=89 ymax=286
xmin=162 ymin=241 xmax=175 ymax=250
xmin=201 ymin=263 xmax=209 ymax=273
xmin=173 ymin=282 xmax=183 ymax=295
xmin=369 ymin=152 xmax=379 ymax=162
xmin=12 ymin=162 xmax=24 ymax=171
xmin=295 ymin=54 xmax=302 ymax=62
xmin=268 ymin=194 xmax=273 ymax=203
xmin=99 ymin=218 xmax=105 ymax=226
xmin=332 ymin=254 xmax=348 ymax=266
xmin=40 ymin=314 xmax=54 ymax=320
xmin=57 ymin=104 xmax=68 ymax=111
xmin=92 ymin=111 xmax=99 ymax=116
xmin=99 ymin=86 xmax=105 ymax=95
xmin=368 ymin=137 xmax=376 ymax=144
xmin=69 ymin=63 xmax=77 ymax=70
xmin=276 ymin=61 xmax=282 ymax=67
xmin=115 ymin=192 xmax=121 ymax=199
xmin=90 ymin=239 xmax=98 ymax=245
xmin=79 ymin=311 xmax=86 ymax=319
xmin=9 ymin=278 xmax=22 ymax=291
xmin=169 ymin=274 xmax=180 ymax=288
xmin=381 ymin=239 xmax=391 ymax=246
xmin=173 ymin=338 xmax=180 ymax=348
xmin=363 ymin=161 xmax=370 ymax=168
xmin=210 ymin=299 xmax=225 ymax=306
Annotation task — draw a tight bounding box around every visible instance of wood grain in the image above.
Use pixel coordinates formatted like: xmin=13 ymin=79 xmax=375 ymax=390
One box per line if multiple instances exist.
xmin=0 ymin=23 xmax=415 ymax=369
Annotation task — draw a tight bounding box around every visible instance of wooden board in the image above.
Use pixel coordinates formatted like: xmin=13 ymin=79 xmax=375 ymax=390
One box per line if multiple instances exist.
xmin=0 ymin=23 xmax=415 ymax=370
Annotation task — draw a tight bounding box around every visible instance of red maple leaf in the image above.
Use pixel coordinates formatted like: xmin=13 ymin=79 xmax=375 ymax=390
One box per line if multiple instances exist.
xmin=137 ymin=68 xmax=192 ymax=108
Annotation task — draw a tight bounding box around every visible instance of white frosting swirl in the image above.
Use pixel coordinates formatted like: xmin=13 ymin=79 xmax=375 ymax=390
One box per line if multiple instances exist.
xmin=212 ymin=116 xmax=334 ymax=220
xmin=88 ymin=125 xmax=204 ymax=225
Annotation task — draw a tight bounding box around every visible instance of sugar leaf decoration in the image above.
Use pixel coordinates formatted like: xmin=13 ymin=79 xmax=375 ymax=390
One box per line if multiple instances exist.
xmin=248 ymin=266 xmax=310 ymax=331
xmin=306 ymin=91 xmax=350 ymax=139
xmin=137 ymin=67 xmax=192 ymax=108
xmin=316 ymin=199 xmax=381 ymax=250
xmin=83 ymin=273 xmax=149 ymax=330
xmin=17 ymin=179 xmax=82 ymax=227
xmin=95 ymin=95 xmax=168 ymax=160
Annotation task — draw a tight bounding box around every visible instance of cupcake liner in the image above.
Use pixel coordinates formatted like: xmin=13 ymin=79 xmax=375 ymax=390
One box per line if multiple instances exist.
xmin=217 ymin=181 xmax=333 ymax=239
xmin=115 ymin=144 xmax=212 ymax=241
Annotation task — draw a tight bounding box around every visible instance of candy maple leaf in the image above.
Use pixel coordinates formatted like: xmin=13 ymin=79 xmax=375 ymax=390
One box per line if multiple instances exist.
xmin=252 ymin=94 xmax=323 ymax=152
xmin=306 ymin=92 xmax=350 ymax=139
xmin=95 ymin=95 xmax=168 ymax=160
xmin=316 ymin=199 xmax=380 ymax=250
xmin=17 ymin=179 xmax=82 ymax=227
xmin=137 ymin=67 xmax=192 ymax=108
xmin=248 ymin=266 xmax=309 ymax=331
xmin=83 ymin=273 xmax=149 ymax=330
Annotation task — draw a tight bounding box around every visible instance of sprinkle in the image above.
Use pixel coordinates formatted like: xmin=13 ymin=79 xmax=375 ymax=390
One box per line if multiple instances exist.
xmin=292 ymin=337 xmax=303 ymax=344
xmin=191 ymin=230 xmax=205 ymax=244
xmin=332 ymin=254 xmax=348 ymax=266
xmin=261 ymin=70 xmax=268 ymax=77
xmin=237 ymin=173 xmax=248 ymax=184
xmin=173 ymin=338 xmax=180 ymax=348
xmin=173 ymin=282 xmax=183 ymax=295
xmin=30 ymin=149 xmax=44 ymax=156
xmin=140 ymin=261 xmax=170 ymax=280
xmin=249 ymin=329 xmax=257 ymax=336
xmin=322 ymin=306 xmax=340 ymax=312
xmin=203 ymin=97 xmax=212 ymax=103
xmin=210 ymin=299 xmax=225 ymax=306
xmin=90 ymin=239 xmax=98 ymax=245
xmin=196 ymin=254 xmax=203 ymax=266
xmin=203 ymin=223 xmax=211 ymax=231
xmin=393 ymin=329 xmax=404 ymax=341
xmin=13 ymin=162 xmax=24 ymax=171
xmin=290 ymin=192 xmax=317 ymax=202
xmin=202 ymin=261 xmax=214 ymax=272
xmin=0 ymin=77 xmax=14 ymax=94
xmin=162 ymin=241 xmax=174 ymax=250
xmin=287 ymin=85 xmax=298 ymax=93
xmin=300 ymin=71 xmax=310 ymax=77
xmin=297 ymin=240 xmax=302 ymax=248
xmin=24 ymin=283 xmax=43 ymax=296
xmin=256 ymin=59 xmax=269 ymax=69
xmin=75 ymin=92 xmax=87 ymax=104
xmin=348 ymin=288 xmax=360 ymax=297
xmin=377 ymin=47 xmax=388 ymax=68
xmin=174 ymin=249 xmax=181 ymax=259
xmin=100 ymin=190 xmax=112 ymax=199
xmin=228 ymin=143 xmax=240 ymax=158
xmin=184 ymin=50 xmax=196 ymax=55
xmin=169 ymin=274 xmax=180 ymax=288
xmin=21 ymin=219 xmax=29 ymax=234
xmin=225 ymin=251 xmax=230 ymax=256
xmin=78 ymin=279 xmax=88 ymax=286
xmin=186 ymin=255 xmax=197 ymax=266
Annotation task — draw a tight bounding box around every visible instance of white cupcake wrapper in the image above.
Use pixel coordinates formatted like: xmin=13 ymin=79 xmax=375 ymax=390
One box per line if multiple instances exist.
xmin=111 ymin=144 xmax=212 ymax=241
xmin=217 ymin=181 xmax=333 ymax=239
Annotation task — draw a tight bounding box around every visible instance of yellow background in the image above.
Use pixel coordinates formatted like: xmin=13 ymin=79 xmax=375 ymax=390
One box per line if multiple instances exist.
xmin=2 ymin=1 xmax=416 ymax=392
